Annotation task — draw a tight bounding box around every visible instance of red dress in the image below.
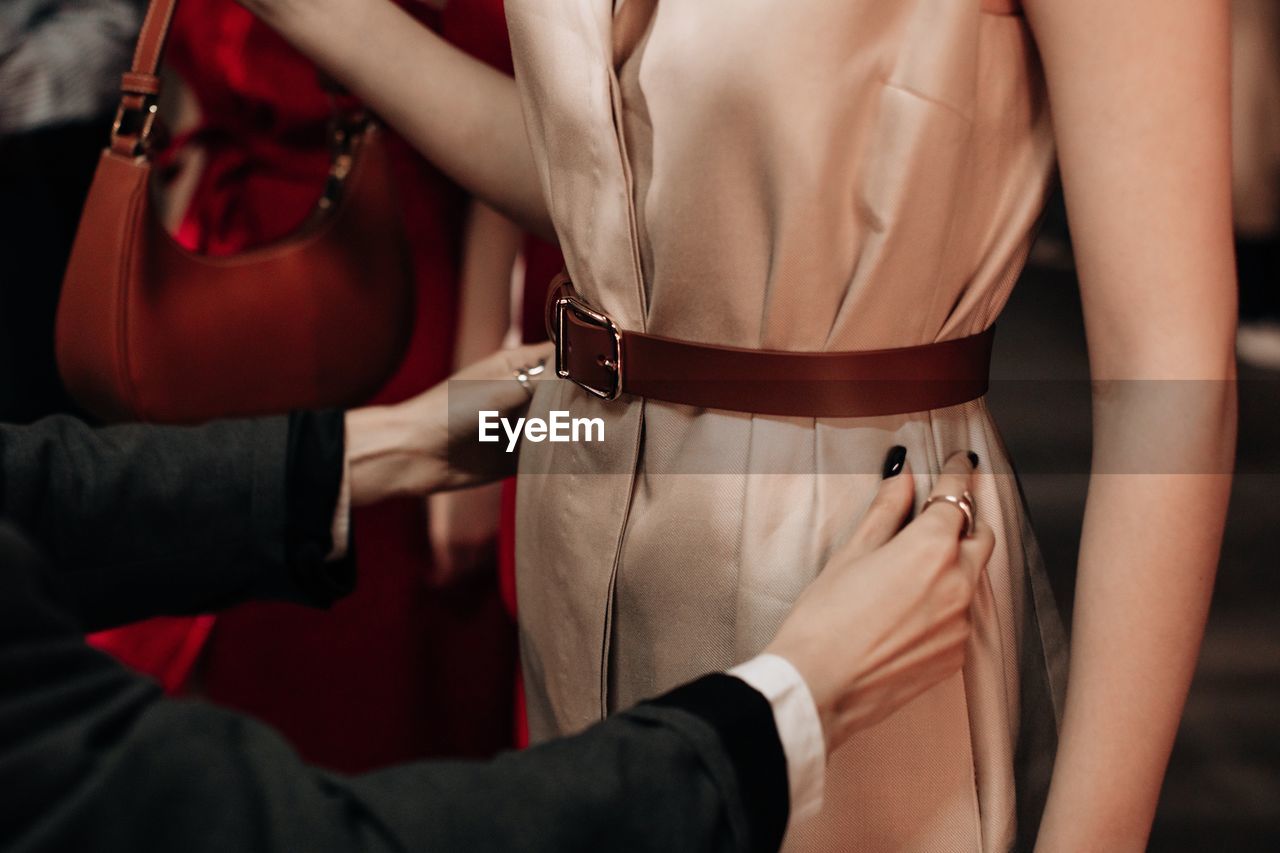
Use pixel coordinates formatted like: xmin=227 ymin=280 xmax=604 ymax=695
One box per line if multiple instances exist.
xmin=89 ymin=0 xmax=556 ymax=770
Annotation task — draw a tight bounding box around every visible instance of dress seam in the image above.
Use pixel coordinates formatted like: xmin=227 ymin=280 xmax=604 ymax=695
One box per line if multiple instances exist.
xmin=596 ymin=394 xmax=646 ymax=719
xmin=597 ymin=9 xmax=653 ymax=718
xmin=605 ymin=44 xmax=650 ymax=329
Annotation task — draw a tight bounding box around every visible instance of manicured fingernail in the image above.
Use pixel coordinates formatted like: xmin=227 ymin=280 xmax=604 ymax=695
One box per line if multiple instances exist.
xmin=882 ymin=445 xmax=907 ymax=479
xmin=967 ymin=451 xmax=980 ymax=469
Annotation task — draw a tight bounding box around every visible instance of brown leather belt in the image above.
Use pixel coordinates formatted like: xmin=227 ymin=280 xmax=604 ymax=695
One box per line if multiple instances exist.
xmin=546 ymin=274 xmax=994 ymax=417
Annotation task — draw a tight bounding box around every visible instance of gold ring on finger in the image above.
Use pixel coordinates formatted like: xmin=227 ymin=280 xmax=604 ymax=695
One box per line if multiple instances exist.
xmin=513 ymin=359 xmax=547 ymax=397
xmin=921 ymin=493 xmax=976 ymax=538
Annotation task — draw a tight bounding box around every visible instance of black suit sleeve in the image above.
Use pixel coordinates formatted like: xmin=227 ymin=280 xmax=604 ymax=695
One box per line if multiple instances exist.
xmin=0 ymin=523 xmax=788 ymax=853
xmin=0 ymin=415 xmax=793 ymax=850
xmin=0 ymin=412 xmax=350 ymax=630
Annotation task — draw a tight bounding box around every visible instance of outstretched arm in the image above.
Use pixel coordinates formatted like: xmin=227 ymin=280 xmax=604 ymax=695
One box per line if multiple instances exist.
xmin=0 ymin=451 xmax=991 ymax=853
xmin=0 ymin=343 xmax=555 ymax=629
xmin=0 ymin=522 xmax=784 ymax=853
xmin=1024 ymin=1 xmax=1237 ymax=849
xmin=238 ymin=0 xmax=553 ymax=237
xmin=0 ymin=414 xmax=336 ymax=628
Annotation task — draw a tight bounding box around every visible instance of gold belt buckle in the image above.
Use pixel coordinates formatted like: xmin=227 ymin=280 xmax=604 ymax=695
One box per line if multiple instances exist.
xmin=111 ymin=98 xmax=159 ymax=156
xmin=554 ymin=294 xmax=623 ymax=401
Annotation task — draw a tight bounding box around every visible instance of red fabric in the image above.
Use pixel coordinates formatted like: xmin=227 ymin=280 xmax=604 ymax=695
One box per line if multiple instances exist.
xmin=89 ymin=615 xmax=215 ymax=693
xmin=87 ymin=0 xmax=533 ymax=772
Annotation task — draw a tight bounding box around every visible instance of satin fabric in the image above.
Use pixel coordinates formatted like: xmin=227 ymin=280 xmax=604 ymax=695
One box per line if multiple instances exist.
xmin=508 ymin=1 xmax=1066 ymax=850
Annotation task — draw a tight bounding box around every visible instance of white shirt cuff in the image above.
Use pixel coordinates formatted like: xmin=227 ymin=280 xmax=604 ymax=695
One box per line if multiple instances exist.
xmin=728 ymin=652 xmax=825 ymax=826
xmin=326 ymin=449 xmax=352 ymax=561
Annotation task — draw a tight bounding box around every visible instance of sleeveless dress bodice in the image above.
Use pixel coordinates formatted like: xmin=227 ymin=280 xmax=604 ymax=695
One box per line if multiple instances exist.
xmin=507 ymin=2 xmax=1067 ymax=849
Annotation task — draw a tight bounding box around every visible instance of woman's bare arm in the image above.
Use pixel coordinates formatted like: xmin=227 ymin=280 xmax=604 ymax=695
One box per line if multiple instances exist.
xmin=1023 ymin=1 xmax=1237 ymax=849
xmin=239 ymin=0 xmax=552 ymax=237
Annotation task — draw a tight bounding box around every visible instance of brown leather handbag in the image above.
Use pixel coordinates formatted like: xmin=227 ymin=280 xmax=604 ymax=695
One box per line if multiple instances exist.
xmin=56 ymin=0 xmax=414 ymax=423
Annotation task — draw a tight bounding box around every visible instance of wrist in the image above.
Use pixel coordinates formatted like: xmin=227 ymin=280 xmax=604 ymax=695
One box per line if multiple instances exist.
xmin=344 ymin=402 xmax=445 ymax=505
xmin=762 ymin=642 xmax=837 ymax=753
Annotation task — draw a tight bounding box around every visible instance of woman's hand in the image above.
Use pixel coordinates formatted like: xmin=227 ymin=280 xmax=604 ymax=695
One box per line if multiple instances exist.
xmin=344 ymin=341 xmax=554 ymax=507
xmin=766 ymin=451 xmax=993 ymax=753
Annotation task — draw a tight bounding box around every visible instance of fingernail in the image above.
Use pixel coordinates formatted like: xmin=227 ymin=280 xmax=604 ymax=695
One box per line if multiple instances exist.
xmin=967 ymin=451 xmax=980 ymax=469
xmin=882 ymin=445 xmax=907 ymax=479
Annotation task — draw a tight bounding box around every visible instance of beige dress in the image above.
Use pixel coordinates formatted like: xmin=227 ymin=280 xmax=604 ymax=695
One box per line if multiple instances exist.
xmin=507 ymin=1 xmax=1069 ymax=849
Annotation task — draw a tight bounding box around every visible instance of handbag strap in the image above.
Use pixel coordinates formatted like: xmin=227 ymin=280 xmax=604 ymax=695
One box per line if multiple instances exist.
xmin=111 ymin=0 xmax=179 ymax=156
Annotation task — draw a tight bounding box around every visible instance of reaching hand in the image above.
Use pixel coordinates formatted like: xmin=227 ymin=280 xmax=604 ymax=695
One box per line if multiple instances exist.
xmin=765 ymin=450 xmax=993 ymax=753
xmin=345 ymin=341 xmax=554 ymax=506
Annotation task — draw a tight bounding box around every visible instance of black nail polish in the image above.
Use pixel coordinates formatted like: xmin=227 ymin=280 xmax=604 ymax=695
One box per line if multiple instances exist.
xmin=967 ymin=451 xmax=980 ymax=469
xmin=882 ymin=445 xmax=907 ymax=479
